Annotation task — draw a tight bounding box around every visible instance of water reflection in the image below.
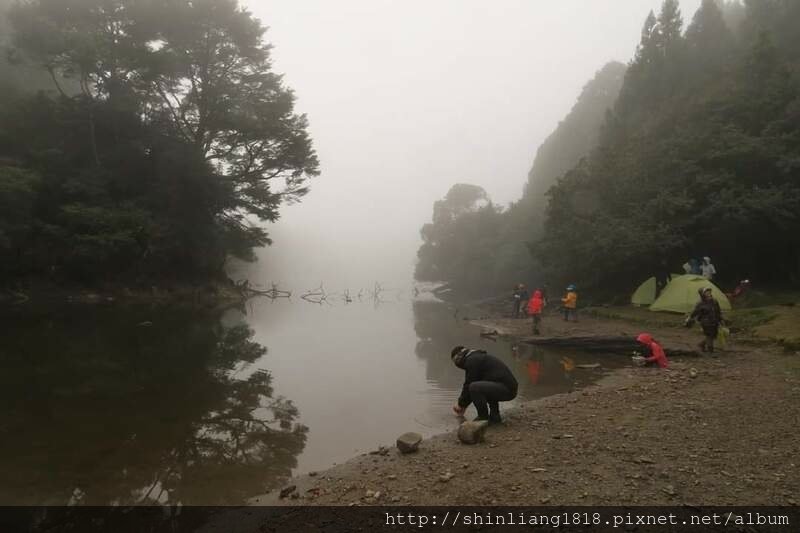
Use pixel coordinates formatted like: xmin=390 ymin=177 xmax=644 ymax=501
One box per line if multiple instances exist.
xmin=2 ymin=297 xmax=621 ymax=506
xmin=0 ymin=304 xmax=306 ymax=505
xmin=412 ymin=300 xmax=608 ymax=402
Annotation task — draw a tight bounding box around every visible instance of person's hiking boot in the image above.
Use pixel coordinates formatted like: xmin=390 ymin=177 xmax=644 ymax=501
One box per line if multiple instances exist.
xmin=473 ymin=415 xmax=489 ymax=422
xmin=488 ymin=413 xmax=503 ymax=425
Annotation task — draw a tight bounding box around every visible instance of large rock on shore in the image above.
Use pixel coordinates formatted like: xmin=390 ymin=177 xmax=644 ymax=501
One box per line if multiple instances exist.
xmin=457 ymin=420 xmax=489 ymax=444
xmin=396 ymin=432 xmax=423 ymax=453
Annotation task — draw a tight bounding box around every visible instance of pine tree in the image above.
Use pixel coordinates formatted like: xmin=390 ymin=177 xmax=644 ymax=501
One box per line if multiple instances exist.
xmin=629 ymin=10 xmax=659 ymax=81
xmin=686 ymin=0 xmax=734 ymax=74
xmin=656 ymin=0 xmax=684 ymax=50
xmin=640 ymin=10 xmax=658 ymax=58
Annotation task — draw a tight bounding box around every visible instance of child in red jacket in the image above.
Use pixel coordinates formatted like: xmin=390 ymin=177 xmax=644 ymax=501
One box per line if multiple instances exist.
xmin=634 ymin=333 xmax=669 ymax=368
xmin=527 ymin=289 xmax=544 ymax=335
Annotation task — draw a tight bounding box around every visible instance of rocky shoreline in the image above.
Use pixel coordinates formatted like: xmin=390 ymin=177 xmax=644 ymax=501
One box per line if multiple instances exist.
xmin=255 ymin=312 xmax=799 ymax=507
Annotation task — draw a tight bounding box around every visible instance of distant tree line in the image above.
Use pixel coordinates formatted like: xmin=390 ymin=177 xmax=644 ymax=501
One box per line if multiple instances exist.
xmin=415 ymin=61 xmax=628 ymax=294
xmin=0 ymin=0 xmax=318 ymax=285
xmin=416 ymin=0 xmax=800 ymax=295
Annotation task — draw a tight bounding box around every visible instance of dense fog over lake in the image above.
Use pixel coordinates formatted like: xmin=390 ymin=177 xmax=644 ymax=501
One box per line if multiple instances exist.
xmin=238 ymin=0 xmax=702 ymax=288
xmin=4 ymin=0 xmax=800 ymax=512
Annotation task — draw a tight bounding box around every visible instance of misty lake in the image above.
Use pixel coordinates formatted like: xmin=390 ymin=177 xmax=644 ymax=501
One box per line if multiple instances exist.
xmin=1 ymin=290 xmax=621 ymax=506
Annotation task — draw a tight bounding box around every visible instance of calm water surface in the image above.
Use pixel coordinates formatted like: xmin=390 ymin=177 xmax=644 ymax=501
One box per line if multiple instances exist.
xmin=1 ymin=293 xmax=620 ymax=505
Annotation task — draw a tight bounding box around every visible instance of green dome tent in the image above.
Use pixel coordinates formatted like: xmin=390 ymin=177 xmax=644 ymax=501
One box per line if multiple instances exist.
xmin=631 ymin=277 xmax=657 ymax=306
xmin=631 ymin=274 xmax=682 ymax=306
xmin=650 ymin=275 xmax=731 ymax=314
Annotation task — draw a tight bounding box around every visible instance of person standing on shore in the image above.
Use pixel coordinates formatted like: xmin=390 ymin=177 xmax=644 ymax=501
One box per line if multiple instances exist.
xmin=519 ymin=284 xmax=530 ymax=318
xmin=561 ymin=284 xmax=578 ymax=322
xmin=450 ymin=346 xmax=518 ymax=424
xmin=512 ymin=284 xmax=523 ymax=318
xmin=527 ymin=289 xmax=545 ymax=335
xmin=685 ymin=287 xmax=724 ymax=353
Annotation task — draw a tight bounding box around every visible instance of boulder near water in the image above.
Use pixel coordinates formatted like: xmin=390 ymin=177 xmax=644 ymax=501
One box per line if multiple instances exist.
xmin=396 ymin=432 xmax=423 ymax=453
xmin=279 ymin=485 xmax=296 ymax=499
xmin=457 ymin=420 xmax=489 ymax=444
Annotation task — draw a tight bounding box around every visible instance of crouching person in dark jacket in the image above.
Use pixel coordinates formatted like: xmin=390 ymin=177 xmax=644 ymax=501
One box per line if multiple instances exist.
xmin=450 ymin=346 xmax=518 ymax=424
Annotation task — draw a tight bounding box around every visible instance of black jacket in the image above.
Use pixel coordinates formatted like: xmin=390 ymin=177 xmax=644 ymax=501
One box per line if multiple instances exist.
xmin=690 ymin=298 xmax=723 ymax=328
xmin=456 ymin=350 xmax=518 ymax=408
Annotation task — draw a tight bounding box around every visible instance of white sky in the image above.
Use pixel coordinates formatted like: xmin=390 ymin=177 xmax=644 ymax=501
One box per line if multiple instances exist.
xmin=237 ymin=0 xmax=703 ymax=288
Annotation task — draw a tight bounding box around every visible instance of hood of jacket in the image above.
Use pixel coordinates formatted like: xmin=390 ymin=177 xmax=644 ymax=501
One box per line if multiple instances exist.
xmin=636 ymin=333 xmax=654 ymax=345
xmin=452 ymin=348 xmax=480 ymax=369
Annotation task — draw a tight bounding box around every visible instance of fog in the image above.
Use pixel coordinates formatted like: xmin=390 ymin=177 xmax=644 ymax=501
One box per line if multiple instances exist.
xmin=237 ymin=0 xmax=702 ymax=289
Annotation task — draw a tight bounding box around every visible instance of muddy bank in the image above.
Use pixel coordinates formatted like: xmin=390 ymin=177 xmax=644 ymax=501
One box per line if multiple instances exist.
xmin=256 ymin=314 xmax=799 ymax=507
xmin=469 ymin=311 xmax=744 ymax=356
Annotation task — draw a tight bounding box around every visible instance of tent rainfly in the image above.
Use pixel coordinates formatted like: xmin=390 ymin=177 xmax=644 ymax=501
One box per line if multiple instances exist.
xmin=649 ymin=275 xmax=732 ymax=314
xmin=631 ymin=277 xmax=657 ymax=306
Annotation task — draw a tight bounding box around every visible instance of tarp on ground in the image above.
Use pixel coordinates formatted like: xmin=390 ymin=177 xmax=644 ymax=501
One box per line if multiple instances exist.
xmin=650 ymin=274 xmax=732 ymax=314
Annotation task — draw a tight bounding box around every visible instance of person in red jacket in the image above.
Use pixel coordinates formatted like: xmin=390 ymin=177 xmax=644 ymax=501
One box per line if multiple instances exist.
xmin=527 ymin=289 xmax=544 ymax=335
xmin=635 ymin=333 xmax=669 ymax=368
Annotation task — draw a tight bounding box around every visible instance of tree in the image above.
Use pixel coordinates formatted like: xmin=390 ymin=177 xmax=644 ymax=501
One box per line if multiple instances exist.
xmin=533 ymin=2 xmax=800 ymax=288
xmin=0 ymin=167 xmax=40 ymax=266
xmin=717 ymin=0 xmax=747 ymax=33
xmin=686 ymin=0 xmax=734 ymax=74
xmin=416 ymin=64 xmax=628 ymax=294
xmin=136 ymin=0 xmax=320 ymax=228
xmin=0 ymin=306 xmax=308 ymax=505
xmin=1 ymin=0 xmax=319 ymax=283
xmin=419 ymin=0 xmax=800 ymax=294
xmin=656 ymin=0 xmax=684 ymax=47
xmin=525 ymin=62 xmax=627 ymax=209
xmin=415 ymin=184 xmax=496 ymax=287
xmin=635 ymin=11 xmax=659 ymax=68
xmin=432 ymin=183 xmax=488 ymax=224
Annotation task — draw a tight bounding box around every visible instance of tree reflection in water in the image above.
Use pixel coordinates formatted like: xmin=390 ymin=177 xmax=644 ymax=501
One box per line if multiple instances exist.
xmin=0 ymin=305 xmax=307 ymax=505
xmin=412 ymin=300 xmax=465 ymax=390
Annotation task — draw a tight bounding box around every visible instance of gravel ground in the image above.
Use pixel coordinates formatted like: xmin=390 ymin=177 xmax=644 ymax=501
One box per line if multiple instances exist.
xmin=256 ymin=315 xmax=800 ymax=508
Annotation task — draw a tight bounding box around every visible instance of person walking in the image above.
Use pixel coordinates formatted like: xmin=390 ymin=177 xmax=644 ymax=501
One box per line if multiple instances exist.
xmin=685 ymin=287 xmax=724 ymax=354
xmin=527 ymin=289 xmax=545 ymax=335
xmin=450 ymin=346 xmax=518 ymax=424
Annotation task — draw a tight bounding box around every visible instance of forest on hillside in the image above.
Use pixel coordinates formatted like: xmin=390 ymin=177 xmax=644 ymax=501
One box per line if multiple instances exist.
xmin=415 ymin=0 xmax=800 ymax=297
xmin=0 ymin=0 xmax=318 ymax=286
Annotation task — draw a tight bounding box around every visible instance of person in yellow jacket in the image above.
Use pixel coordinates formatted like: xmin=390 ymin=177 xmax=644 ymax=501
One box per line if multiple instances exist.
xmin=561 ymin=284 xmax=578 ymax=322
